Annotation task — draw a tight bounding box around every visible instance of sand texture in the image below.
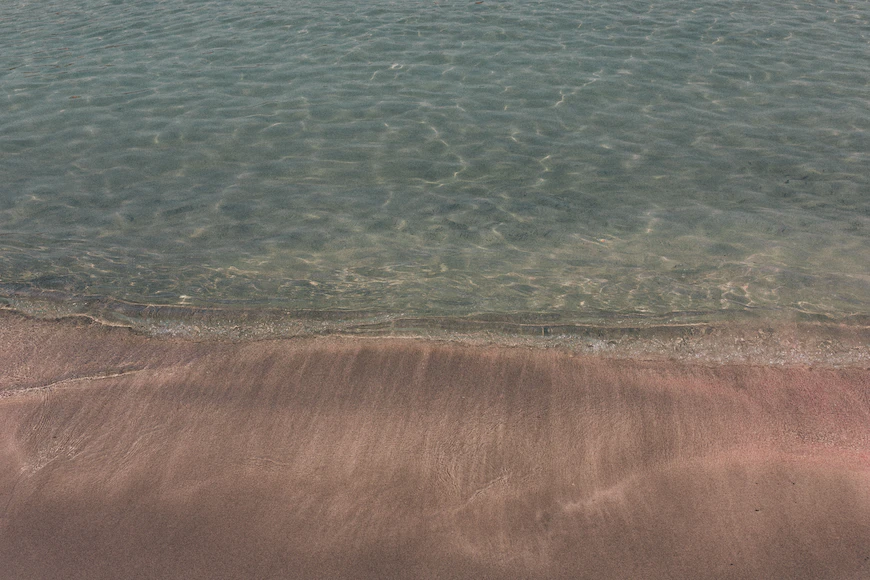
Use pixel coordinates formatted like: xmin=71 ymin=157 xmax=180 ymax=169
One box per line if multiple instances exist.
xmin=1 ymin=312 xmax=869 ymax=579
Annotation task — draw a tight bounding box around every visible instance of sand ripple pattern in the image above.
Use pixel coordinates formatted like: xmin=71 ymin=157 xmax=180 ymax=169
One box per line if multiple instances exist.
xmin=2 ymin=316 xmax=869 ymax=578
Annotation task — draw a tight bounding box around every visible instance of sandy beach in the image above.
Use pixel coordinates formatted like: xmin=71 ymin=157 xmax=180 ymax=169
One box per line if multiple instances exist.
xmin=1 ymin=310 xmax=869 ymax=579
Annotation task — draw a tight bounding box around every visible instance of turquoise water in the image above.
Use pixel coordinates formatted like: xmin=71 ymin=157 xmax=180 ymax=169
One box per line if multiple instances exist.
xmin=2 ymin=0 xmax=869 ymax=326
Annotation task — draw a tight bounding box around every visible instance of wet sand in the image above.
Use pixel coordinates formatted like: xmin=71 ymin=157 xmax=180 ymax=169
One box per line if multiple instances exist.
xmin=1 ymin=311 xmax=869 ymax=579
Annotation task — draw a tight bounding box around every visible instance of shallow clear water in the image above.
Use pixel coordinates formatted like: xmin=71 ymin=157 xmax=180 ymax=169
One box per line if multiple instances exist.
xmin=2 ymin=0 xmax=869 ymax=325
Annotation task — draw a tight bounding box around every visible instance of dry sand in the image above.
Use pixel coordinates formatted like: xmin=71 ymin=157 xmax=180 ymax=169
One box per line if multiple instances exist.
xmin=1 ymin=311 xmax=869 ymax=579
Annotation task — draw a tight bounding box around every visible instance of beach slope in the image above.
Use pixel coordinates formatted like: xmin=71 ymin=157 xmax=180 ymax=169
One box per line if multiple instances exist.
xmin=1 ymin=312 xmax=869 ymax=579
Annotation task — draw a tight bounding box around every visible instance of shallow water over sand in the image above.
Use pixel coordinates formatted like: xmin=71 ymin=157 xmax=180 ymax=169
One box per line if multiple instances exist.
xmin=2 ymin=0 xmax=870 ymax=325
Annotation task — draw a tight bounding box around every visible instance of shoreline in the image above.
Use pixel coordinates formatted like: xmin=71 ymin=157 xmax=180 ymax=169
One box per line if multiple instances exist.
xmin=3 ymin=287 xmax=870 ymax=368
xmin=2 ymin=311 xmax=869 ymax=578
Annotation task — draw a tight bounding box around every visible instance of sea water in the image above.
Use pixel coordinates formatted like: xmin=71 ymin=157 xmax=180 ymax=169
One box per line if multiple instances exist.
xmin=2 ymin=0 xmax=869 ymax=331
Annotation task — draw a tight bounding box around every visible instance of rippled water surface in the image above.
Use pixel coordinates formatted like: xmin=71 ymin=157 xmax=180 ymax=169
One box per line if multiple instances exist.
xmin=2 ymin=0 xmax=869 ymax=324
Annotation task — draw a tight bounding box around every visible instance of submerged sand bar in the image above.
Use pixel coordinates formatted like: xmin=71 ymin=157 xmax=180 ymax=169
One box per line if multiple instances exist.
xmin=1 ymin=310 xmax=869 ymax=578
